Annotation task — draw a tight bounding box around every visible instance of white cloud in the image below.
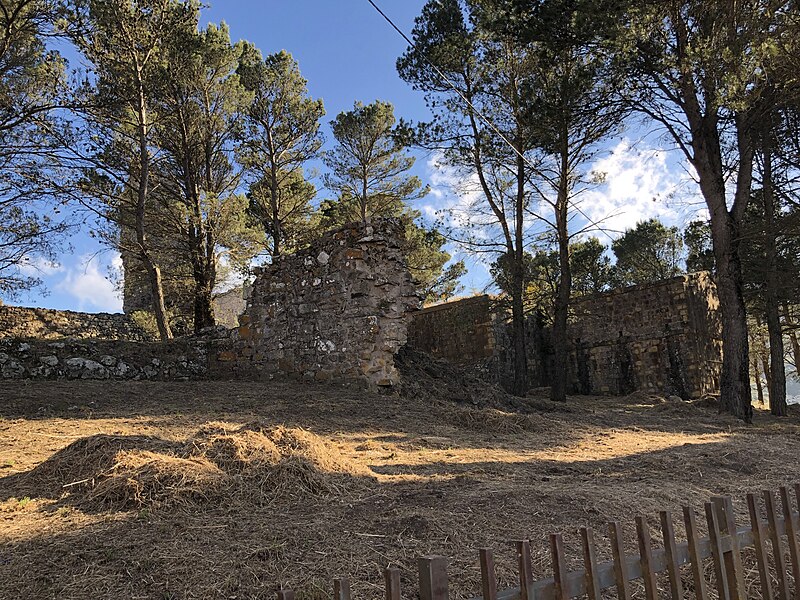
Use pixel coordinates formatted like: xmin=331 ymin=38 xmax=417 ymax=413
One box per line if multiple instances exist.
xmin=55 ymin=253 xmax=123 ymax=313
xmin=18 ymin=256 xmax=64 ymax=277
xmin=578 ymin=139 xmax=707 ymax=236
xmin=422 ymin=153 xmax=502 ymax=242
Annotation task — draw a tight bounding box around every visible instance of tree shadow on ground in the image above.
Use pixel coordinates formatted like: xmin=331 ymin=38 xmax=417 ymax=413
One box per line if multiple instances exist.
xmin=2 ymin=429 xmax=795 ymax=600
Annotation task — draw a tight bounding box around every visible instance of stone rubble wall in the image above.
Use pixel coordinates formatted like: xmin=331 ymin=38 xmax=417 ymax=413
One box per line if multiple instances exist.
xmin=0 ymin=306 xmax=153 ymax=342
xmin=407 ymin=295 xmax=549 ymax=390
xmin=407 ymin=272 xmax=722 ymax=398
xmin=568 ymin=272 xmax=721 ymax=398
xmin=228 ymin=219 xmax=421 ymax=388
xmin=407 ymin=295 xmax=496 ymax=364
xmin=0 ymin=337 xmax=222 ymax=381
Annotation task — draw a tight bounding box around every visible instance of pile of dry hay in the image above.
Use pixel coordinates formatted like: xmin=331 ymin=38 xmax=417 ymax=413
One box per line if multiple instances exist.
xmin=20 ymin=423 xmax=368 ymax=511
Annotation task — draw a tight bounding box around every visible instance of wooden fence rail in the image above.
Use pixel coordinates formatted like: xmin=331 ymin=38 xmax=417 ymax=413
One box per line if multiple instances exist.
xmin=276 ymin=484 xmax=800 ymax=600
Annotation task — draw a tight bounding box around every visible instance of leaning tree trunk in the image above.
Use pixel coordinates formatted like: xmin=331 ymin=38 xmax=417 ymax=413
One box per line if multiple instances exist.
xmin=761 ymin=351 xmax=772 ymax=394
xmin=134 ymin=82 xmax=172 ymax=341
xmin=762 ymin=144 xmax=787 ymax=415
xmin=141 ymin=256 xmax=172 ymax=341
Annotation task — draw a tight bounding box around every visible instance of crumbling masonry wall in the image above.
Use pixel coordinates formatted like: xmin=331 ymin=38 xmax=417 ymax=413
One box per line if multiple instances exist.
xmin=567 ymin=272 xmax=721 ymax=398
xmin=407 ymin=295 xmax=495 ymax=365
xmin=407 ymin=295 xmax=549 ymax=390
xmin=408 ymin=272 xmax=722 ymax=398
xmin=0 ymin=305 xmax=153 ymax=341
xmin=230 ymin=220 xmax=420 ymax=387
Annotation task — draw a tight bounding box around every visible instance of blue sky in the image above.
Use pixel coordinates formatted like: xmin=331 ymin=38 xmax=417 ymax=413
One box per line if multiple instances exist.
xmin=11 ymin=0 xmax=702 ymax=313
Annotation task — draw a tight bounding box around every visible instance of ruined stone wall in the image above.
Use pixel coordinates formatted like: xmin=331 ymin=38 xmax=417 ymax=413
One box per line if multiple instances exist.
xmin=407 ymin=295 xmax=496 ymax=364
xmin=0 ymin=337 xmax=221 ymax=381
xmin=0 ymin=306 xmax=153 ymax=341
xmin=230 ymin=219 xmax=420 ymax=388
xmin=567 ymin=272 xmax=721 ymax=398
xmin=407 ymin=272 xmax=722 ymax=398
xmin=408 ymin=295 xmax=549 ymax=389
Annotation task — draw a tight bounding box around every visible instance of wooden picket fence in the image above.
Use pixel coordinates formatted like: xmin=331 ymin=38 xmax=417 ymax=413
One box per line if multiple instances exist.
xmin=277 ymin=485 xmax=800 ymax=600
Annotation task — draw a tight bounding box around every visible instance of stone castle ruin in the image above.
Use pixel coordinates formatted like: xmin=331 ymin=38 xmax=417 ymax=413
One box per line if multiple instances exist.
xmin=226 ymin=219 xmax=721 ymax=396
xmin=0 ymin=220 xmax=723 ymax=397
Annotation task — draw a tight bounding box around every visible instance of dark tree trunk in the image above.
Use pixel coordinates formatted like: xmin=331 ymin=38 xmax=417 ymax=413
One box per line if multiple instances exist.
xmin=193 ymin=280 xmax=215 ymax=332
xmin=782 ymin=302 xmax=800 ymax=373
xmin=550 ymin=156 xmax=570 ymax=402
xmin=666 ymin=17 xmax=753 ymax=420
xmin=510 ymin=260 xmax=528 ymax=397
xmin=190 ymin=228 xmax=216 ymax=333
xmin=691 ymin=119 xmax=753 ymax=422
xmin=134 ymin=83 xmax=171 ymax=341
xmin=762 ymin=144 xmax=787 ymax=416
xmin=707 ymin=206 xmax=752 ymax=421
xmin=753 ymin=355 xmax=764 ymax=405
xmin=510 ymin=149 xmax=528 ymax=397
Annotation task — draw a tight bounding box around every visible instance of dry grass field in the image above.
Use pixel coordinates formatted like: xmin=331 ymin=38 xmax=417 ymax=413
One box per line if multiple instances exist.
xmin=2 ymin=377 xmax=800 ymax=599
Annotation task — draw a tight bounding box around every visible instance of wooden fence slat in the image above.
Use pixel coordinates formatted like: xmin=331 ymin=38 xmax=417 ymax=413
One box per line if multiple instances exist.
xmin=419 ymin=556 xmax=449 ymax=600
xmin=334 ymin=578 xmax=351 ymax=600
xmin=549 ymin=534 xmax=568 ymax=600
xmin=705 ymin=501 xmax=730 ymax=600
xmin=660 ymin=510 xmax=684 ymax=599
xmin=765 ymin=488 xmax=792 ymax=599
xmin=712 ymin=496 xmax=747 ymax=599
xmin=635 ymin=516 xmax=659 ymax=600
xmin=479 ymin=548 xmax=498 ymax=600
xmin=277 ymin=590 xmax=295 ymax=600
xmin=579 ymin=527 xmax=602 ymax=600
xmin=385 ymin=568 xmax=401 ymax=600
xmin=682 ymin=506 xmax=710 ymax=600
xmin=747 ymin=492 xmax=775 ymax=600
xmin=515 ymin=540 xmax=534 ymax=600
xmin=608 ymin=521 xmax=632 ymax=600
xmin=780 ymin=486 xmax=800 ymax=594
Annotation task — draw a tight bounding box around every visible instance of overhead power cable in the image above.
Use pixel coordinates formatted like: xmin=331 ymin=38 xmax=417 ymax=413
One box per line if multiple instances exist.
xmin=365 ymin=0 xmax=616 ymax=242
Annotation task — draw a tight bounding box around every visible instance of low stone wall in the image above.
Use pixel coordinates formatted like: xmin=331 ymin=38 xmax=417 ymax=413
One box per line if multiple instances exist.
xmin=0 ymin=335 xmax=234 ymax=381
xmin=0 ymin=306 xmax=152 ymax=341
xmin=230 ymin=219 xmax=420 ymax=388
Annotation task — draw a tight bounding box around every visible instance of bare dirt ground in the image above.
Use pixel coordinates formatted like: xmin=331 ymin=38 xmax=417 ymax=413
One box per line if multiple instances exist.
xmin=2 ymin=378 xmax=800 ymax=599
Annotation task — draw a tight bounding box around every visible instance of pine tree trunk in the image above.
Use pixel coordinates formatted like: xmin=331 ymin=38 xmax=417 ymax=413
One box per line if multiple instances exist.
xmin=782 ymin=301 xmax=800 ymax=374
xmin=710 ymin=214 xmax=752 ymax=421
xmin=510 ymin=252 xmax=528 ymax=397
xmin=692 ymin=128 xmax=752 ymax=421
xmin=550 ymin=160 xmax=570 ymax=402
xmin=134 ymin=76 xmax=171 ymax=341
xmin=753 ymin=354 xmax=764 ymax=405
xmin=193 ymin=280 xmax=215 ymax=332
xmin=762 ymin=145 xmax=786 ymax=415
